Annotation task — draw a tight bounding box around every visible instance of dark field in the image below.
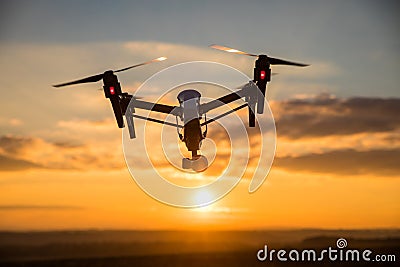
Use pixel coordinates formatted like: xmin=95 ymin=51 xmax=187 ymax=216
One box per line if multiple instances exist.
xmin=0 ymin=229 xmax=398 ymax=266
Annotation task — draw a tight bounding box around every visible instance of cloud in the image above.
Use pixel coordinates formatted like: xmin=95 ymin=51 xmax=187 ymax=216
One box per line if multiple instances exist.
xmin=276 ymin=131 xmax=400 ymax=158
xmin=56 ymin=118 xmax=117 ymax=133
xmin=2 ymin=93 xmax=398 ymax=179
xmin=0 ymin=135 xmax=37 ymax=155
xmin=0 ymin=117 xmax=23 ymax=127
xmin=272 ymin=95 xmax=400 ymax=139
xmin=0 ymin=155 xmax=43 ymax=171
xmin=274 ymin=149 xmax=400 ymax=176
xmin=0 ymin=135 xmax=124 ymax=172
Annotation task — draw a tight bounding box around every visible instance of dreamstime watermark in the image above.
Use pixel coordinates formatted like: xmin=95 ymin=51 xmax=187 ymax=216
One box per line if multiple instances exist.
xmin=257 ymin=238 xmax=396 ymax=263
xmin=122 ymin=62 xmax=276 ymax=207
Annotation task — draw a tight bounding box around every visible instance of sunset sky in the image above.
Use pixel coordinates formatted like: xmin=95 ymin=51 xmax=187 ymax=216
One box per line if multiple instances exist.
xmin=0 ymin=0 xmax=399 ymax=230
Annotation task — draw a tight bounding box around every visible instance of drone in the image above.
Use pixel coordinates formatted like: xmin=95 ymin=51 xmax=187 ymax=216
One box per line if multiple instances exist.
xmin=54 ymin=45 xmax=309 ymax=172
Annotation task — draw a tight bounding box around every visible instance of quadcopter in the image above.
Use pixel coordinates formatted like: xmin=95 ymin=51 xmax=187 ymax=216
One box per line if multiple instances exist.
xmin=54 ymin=45 xmax=309 ymax=172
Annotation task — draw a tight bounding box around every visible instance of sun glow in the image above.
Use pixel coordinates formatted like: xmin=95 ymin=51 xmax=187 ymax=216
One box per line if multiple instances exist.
xmin=194 ymin=190 xmax=213 ymax=206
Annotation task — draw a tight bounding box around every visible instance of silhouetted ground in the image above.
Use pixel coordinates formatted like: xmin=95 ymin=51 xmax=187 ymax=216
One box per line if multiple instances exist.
xmin=0 ymin=230 xmax=398 ymax=266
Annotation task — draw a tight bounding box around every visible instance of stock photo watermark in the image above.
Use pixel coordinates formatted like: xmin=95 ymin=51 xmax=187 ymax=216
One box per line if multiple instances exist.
xmin=257 ymin=238 xmax=396 ymax=263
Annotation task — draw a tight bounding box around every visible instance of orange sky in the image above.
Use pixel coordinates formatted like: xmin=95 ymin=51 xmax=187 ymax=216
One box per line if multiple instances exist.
xmin=0 ymin=25 xmax=399 ymax=231
xmin=0 ymin=84 xmax=399 ymax=230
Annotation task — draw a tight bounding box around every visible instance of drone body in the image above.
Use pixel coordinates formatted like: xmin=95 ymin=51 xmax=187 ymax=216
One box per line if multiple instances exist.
xmin=53 ymin=45 xmax=309 ymax=172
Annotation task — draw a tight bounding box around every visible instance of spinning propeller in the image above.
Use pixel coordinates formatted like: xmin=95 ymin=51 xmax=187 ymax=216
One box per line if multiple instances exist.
xmin=209 ymin=44 xmax=308 ymax=67
xmin=53 ymin=57 xmax=167 ymax=88
xmin=210 ymin=44 xmax=309 ymax=115
xmin=52 ymin=56 xmax=167 ymax=132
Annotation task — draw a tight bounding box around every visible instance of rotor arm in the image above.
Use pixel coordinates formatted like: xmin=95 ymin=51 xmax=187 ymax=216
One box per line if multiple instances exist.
xmin=131 ymin=99 xmax=182 ymax=116
xmin=200 ymin=103 xmax=248 ymax=126
xmin=199 ymin=86 xmax=250 ymax=114
xmin=118 ymin=94 xmax=182 ymax=139
xmin=131 ymin=114 xmax=183 ymax=128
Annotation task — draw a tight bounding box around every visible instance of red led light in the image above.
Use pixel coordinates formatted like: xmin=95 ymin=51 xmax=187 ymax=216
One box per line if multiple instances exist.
xmin=260 ymin=70 xmax=266 ymax=80
xmin=109 ymin=86 xmax=115 ymax=95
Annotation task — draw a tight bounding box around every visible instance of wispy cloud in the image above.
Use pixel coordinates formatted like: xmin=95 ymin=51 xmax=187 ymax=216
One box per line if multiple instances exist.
xmin=0 ymin=134 xmax=124 ymax=171
xmin=0 ymin=155 xmax=43 ymax=171
xmin=0 ymin=117 xmax=23 ymax=127
xmin=272 ymin=95 xmax=400 ymax=138
xmin=274 ymin=149 xmax=400 ymax=177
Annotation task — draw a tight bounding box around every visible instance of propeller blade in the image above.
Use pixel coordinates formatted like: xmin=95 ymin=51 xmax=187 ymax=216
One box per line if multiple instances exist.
xmin=53 ymin=73 xmax=104 ymax=88
xmin=268 ymin=56 xmax=309 ymax=67
xmin=209 ymin=44 xmax=258 ymax=57
xmin=114 ymin=56 xmax=167 ymax=73
xmin=209 ymin=44 xmax=309 ymax=67
xmin=54 ymin=57 xmax=167 ymax=88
